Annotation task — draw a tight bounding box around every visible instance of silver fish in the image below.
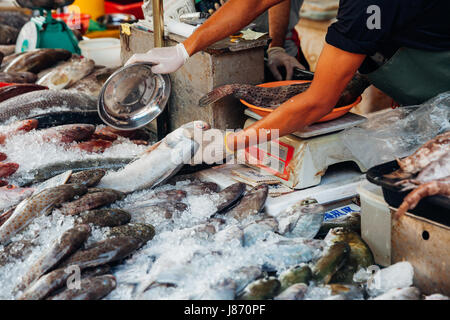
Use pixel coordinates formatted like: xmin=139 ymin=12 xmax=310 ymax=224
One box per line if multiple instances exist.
xmin=67 ymin=67 xmax=118 ymax=98
xmin=37 ymin=56 xmax=95 ymax=90
xmin=0 ymin=186 xmax=34 ymax=212
xmin=97 ymin=121 xmax=211 ymax=193
xmin=4 ymin=48 xmax=71 ymax=73
xmin=0 ymin=90 xmax=96 ymax=122
xmin=224 ymin=184 xmax=268 ymax=221
xmin=276 ymin=198 xmax=324 ymax=239
xmin=214 ymin=182 xmax=246 ymax=213
xmin=20 ymin=158 xmax=133 ymax=185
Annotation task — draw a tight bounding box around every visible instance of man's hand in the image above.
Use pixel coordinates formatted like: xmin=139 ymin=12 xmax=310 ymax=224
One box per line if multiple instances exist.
xmin=125 ymin=43 xmax=189 ymax=74
xmin=267 ymin=46 xmax=305 ymax=80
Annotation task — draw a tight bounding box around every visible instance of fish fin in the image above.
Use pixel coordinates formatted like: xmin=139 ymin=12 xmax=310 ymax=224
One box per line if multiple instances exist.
xmin=143 ymin=141 xmax=162 ymax=154
xmin=198 ymin=85 xmax=237 ymax=107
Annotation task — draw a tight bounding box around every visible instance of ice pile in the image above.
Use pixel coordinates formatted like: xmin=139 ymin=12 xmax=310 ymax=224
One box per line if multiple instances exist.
xmin=366 ymin=261 xmax=414 ymax=297
xmin=0 ymin=128 xmax=148 ymax=186
xmin=0 ymin=210 xmax=76 ymax=299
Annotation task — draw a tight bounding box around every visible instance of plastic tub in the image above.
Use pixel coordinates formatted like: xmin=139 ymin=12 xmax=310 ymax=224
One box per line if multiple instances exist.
xmin=104 ymin=1 xmax=144 ymax=19
xmin=357 ymin=179 xmax=391 ymax=267
xmin=239 ymin=80 xmax=362 ymax=123
xmin=78 ymin=38 xmax=121 ymax=68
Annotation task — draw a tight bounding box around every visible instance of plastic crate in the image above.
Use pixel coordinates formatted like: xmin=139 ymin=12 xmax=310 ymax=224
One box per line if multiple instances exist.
xmin=104 ymin=1 xmax=144 ymax=19
xmin=357 ymin=179 xmax=391 ymax=267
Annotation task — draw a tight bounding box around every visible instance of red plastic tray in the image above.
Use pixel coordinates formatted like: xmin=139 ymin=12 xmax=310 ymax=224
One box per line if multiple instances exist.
xmin=104 ymin=1 xmax=144 ymax=19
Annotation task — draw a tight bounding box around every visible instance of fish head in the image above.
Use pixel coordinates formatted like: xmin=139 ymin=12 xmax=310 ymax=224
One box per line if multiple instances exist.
xmin=16 ymin=119 xmax=38 ymax=132
xmin=300 ymin=198 xmax=318 ymax=206
xmin=1 ymin=185 xmax=34 ymax=198
xmin=179 ymin=120 xmax=211 ymax=140
xmin=57 ymin=124 xmax=95 ymax=143
xmin=65 ymin=183 xmax=89 ymax=197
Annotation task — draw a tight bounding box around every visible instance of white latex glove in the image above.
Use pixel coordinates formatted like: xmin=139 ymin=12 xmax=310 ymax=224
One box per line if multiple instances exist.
xmin=194 ymin=129 xmax=235 ymax=164
xmin=125 ymin=43 xmax=189 ymax=74
xmin=267 ymin=46 xmax=305 ymax=81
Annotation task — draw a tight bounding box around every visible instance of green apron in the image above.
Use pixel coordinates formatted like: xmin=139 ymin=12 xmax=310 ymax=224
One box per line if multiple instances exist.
xmin=366 ymin=48 xmax=450 ymax=106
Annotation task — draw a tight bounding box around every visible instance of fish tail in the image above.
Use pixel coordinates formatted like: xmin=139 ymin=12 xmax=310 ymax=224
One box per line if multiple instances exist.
xmin=198 ymin=84 xmax=239 ymax=107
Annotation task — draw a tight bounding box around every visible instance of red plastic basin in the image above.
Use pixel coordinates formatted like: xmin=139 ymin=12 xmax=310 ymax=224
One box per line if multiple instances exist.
xmin=104 ymin=1 xmax=144 ymax=20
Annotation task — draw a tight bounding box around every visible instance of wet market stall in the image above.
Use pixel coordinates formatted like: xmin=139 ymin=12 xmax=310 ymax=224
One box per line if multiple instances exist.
xmin=0 ymin=0 xmax=448 ymax=302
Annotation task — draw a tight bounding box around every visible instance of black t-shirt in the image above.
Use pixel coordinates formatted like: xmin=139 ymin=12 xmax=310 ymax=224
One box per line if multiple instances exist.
xmin=325 ymin=0 xmax=450 ymax=73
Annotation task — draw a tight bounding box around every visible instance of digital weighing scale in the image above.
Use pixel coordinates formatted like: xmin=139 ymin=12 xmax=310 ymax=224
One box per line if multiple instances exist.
xmin=243 ymin=109 xmax=368 ymax=189
xmin=15 ymin=0 xmax=81 ymax=54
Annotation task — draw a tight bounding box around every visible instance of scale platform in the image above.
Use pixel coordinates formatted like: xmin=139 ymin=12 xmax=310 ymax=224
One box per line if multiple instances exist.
xmin=243 ymin=109 xmax=368 ymax=189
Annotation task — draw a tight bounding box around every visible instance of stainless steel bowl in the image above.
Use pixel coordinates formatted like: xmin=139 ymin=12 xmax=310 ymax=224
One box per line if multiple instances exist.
xmin=98 ymin=63 xmax=171 ymax=130
xmin=17 ymin=0 xmax=75 ymax=9
xmin=97 ymin=13 xmax=138 ymax=29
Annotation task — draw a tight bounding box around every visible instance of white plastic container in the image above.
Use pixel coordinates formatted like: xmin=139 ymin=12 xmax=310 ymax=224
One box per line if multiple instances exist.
xmin=78 ymin=38 xmax=121 ymax=68
xmin=357 ymin=179 xmax=391 ymax=266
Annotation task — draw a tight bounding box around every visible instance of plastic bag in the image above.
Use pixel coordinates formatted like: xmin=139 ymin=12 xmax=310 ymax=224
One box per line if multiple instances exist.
xmin=341 ymin=91 xmax=450 ymax=169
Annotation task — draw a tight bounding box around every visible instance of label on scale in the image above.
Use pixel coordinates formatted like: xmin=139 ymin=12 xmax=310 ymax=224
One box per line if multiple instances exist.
xmin=245 ymin=139 xmax=295 ymax=181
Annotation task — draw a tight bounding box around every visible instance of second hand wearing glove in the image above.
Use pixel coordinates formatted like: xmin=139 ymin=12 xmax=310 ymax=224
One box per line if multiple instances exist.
xmin=125 ymin=43 xmax=190 ymax=74
xmin=192 ymin=129 xmax=236 ymax=165
xmin=267 ymin=46 xmax=305 ymax=81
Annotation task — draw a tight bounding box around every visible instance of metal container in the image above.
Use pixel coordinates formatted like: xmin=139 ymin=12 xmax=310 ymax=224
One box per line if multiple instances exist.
xmin=391 ymin=209 xmax=450 ymax=296
xmin=367 ymin=160 xmax=450 ymax=226
xmin=96 ymin=13 xmax=137 ymax=29
xmin=98 ymin=62 xmax=171 ymax=130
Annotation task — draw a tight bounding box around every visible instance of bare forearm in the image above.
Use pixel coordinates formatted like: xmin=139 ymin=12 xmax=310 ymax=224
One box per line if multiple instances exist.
xmin=229 ymin=90 xmax=333 ymax=150
xmin=183 ymin=0 xmax=284 ymax=56
xmin=268 ymin=0 xmax=290 ymax=48
xmin=227 ymin=44 xmax=366 ymax=150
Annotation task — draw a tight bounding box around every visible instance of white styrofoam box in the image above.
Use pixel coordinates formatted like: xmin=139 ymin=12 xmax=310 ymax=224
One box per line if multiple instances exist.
xmin=357 ymin=179 xmax=391 ymax=266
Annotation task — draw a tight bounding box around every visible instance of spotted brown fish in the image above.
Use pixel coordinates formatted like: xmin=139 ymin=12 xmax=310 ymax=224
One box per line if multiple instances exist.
xmin=199 ymin=73 xmax=371 ymax=108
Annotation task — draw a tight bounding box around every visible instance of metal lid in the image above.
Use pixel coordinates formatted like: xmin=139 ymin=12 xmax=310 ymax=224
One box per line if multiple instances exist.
xmin=98 ymin=63 xmax=171 ymax=130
